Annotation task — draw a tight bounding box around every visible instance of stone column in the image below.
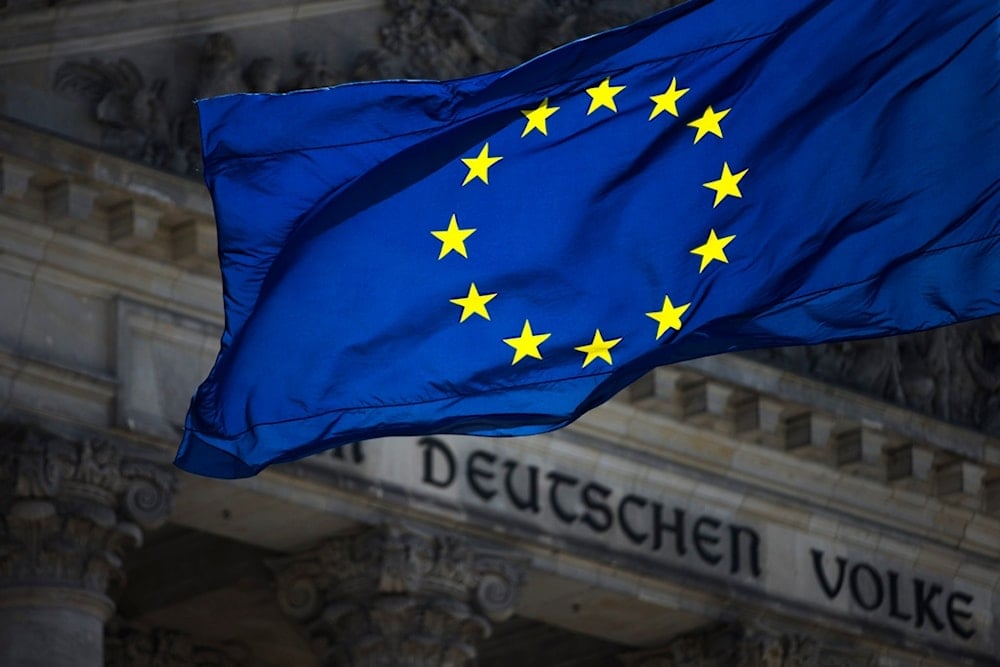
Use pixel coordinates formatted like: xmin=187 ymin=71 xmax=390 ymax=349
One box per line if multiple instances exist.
xmin=0 ymin=424 xmax=175 ymax=667
xmin=271 ymin=524 xmax=526 ymax=667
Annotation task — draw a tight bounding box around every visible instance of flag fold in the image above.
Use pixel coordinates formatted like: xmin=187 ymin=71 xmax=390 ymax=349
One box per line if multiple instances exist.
xmin=177 ymin=0 xmax=1000 ymax=478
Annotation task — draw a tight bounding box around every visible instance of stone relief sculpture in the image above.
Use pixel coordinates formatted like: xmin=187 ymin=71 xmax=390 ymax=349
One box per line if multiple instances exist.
xmin=619 ymin=623 xmax=876 ymax=666
xmin=751 ymin=316 xmax=1000 ymax=435
xmin=53 ymin=58 xmax=177 ymax=170
xmin=51 ymin=0 xmax=680 ymax=174
xmin=104 ymin=621 xmax=246 ymax=667
xmin=54 ymin=31 xmax=345 ymax=175
xmin=352 ymin=0 xmax=683 ymax=81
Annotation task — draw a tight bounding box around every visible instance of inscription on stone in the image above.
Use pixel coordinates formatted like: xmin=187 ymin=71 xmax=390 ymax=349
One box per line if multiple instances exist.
xmin=418 ymin=436 xmax=762 ymax=578
xmin=810 ymin=549 xmax=976 ymax=639
xmin=327 ymin=436 xmax=984 ymax=645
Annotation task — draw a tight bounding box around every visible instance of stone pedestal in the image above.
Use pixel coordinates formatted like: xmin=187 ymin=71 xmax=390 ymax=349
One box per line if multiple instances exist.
xmin=271 ymin=524 xmax=526 ymax=667
xmin=0 ymin=424 xmax=176 ymax=667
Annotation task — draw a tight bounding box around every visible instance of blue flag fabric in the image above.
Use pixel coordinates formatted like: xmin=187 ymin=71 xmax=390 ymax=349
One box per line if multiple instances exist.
xmin=176 ymin=0 xmax=1000 ymax=478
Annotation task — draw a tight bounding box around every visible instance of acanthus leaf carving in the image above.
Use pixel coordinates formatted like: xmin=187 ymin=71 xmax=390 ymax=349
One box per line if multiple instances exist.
xmin=51 ymin=1 xmax=687 ymax=175
xmin=271 ymin=523 xmax=526 ymax=666
xmin=0 ymin=423 xmax=176 ymax=597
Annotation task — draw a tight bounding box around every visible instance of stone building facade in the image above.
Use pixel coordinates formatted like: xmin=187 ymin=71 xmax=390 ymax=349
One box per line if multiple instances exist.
xmin=0 ymin=1 xmax=997 ymax=665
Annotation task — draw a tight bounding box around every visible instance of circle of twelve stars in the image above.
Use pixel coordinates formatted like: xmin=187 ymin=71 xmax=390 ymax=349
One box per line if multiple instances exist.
xmin=430 ymin=76 xmax=747 ymax=367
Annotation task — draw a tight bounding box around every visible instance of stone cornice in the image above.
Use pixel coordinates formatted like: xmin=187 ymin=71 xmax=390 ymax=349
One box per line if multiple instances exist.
xmin=684 ymin=354 xmax=997 ymax=464
xmin=0 ymin=116 xmax=210 ymax=215
xmin=1 ymin=117 xmax=222 ymax=311
xmin=569 ymin=371 xmax=1000 ymax=562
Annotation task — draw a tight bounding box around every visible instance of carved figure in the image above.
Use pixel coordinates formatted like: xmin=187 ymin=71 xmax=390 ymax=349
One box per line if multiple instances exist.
xmin=754 ymin=315 xmax=1000 ymax=435
xmin=53 ymin=59 xmax=173 ymax=168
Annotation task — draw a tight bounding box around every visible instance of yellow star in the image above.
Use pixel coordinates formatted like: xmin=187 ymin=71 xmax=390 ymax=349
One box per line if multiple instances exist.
xmin=585 ymin=77 xmax=626 ymax=115
xmin=521 ymin=98 xmax=560 ymax=137
xmin=646 ymin=295 xmax=691 ymax=340
xmin=449 ymin=283 xmax=497 ymax=323
xmin=574 ymin=329 xmax=622 ymax=368
xmin=648 ymin=77 xmax=689 ymax=120
xmin=687 ymin=105 xmax=731 ymax=143
xmin=690 ymin=229 xmax=736 ymax=273
xmin=702 ymin=162 xmax=748 ymax=208
xmin=502 ymin=320 xmax=551 ymax=365
xmin=461 ymin=143 xmax=503 ymax=186
xmin=431 ymin=214 xmax=476 ymax=259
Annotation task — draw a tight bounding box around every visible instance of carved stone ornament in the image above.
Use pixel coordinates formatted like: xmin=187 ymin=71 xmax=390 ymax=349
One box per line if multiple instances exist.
xmin=751 ymin=316 xmax=1000 ymax=436
xmin=0 ymin=423 xmax=176 ymax=604
xmin=105 ymin=620 xmax=247 ymax=667
xmin=270 ymin=523 xmax=526 ymax=667
xmin=51 ymin=1 xmax=683 ymax=176
xmin=619 ymin=623 xmax=877 ymax=667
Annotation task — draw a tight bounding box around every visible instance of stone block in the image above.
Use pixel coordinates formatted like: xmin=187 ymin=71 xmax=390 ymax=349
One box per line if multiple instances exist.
xmin=170 ymin=217 xmax=219 ymax=272
xmin=0 ymin=156 xmax=34 ymax=199
xmin=42 ymin=179 xmax=99 ymax=229
xmin=107 ymin=200 xmax=162 ymax=248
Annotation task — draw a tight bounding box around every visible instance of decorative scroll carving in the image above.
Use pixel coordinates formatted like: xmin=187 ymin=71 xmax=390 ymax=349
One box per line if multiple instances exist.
xmin=271 ymin=523 xmax=526 ymax=666
xmin=352 ymin=0 xmax=683 ymax=81
xmin=0 ymin=423 xmax=176 ymax=599
xmin=618 ymin=623 xmax=740 ymax=667
xmin=751 ymin=317 xmax=1000 ymax=436
xmin=52 ymin=1 xmax=685 ymax=175
xmin=52 ymin=58 xmax=177 ymax=170
xmin=53 ymin=31 xmax=344 ymax=176
xmin=738 ymin=626 xmax=877 ymax=667
xmin=619 ymin=623 xmax=877 ymax=667
xmin=105 ymin=620 xmax=247 ymax=667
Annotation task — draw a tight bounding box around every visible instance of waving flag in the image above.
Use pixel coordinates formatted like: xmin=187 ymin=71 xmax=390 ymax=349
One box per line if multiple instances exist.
xmin=176 ymin=0 xmax=1000 ymax=478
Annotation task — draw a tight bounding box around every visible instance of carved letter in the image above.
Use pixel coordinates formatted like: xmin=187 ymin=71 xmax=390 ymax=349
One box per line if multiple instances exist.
xmin=580 ymin=482 xmax=612 ymax=533
xmin=466 ymin=450 xmax=498 ymax=501
xmin=418 ymin=437 xmax=455 ymax=489
xmin=618 ymin=494 xmax=649 ymax=545
xmin=331 ymin=441 xmax=365 ymax=464
xmin=692 ymin=516 xmax=723 ymax=566
xmin=503 ymin=460 xmax=540 ymax=513
xmin=849 ymin=563 xmax=885 ymax=611
xmin=729 ymin=524 xmax=761 ymax=577
xmin=887 ymin=570 xmax=912 ymax=622
xmin=946 ymin=591 xmax=976 ymax=640
xmin=914 ymin=579 xmax=945 ymax=631
xmin=811 ymin=549 xmax=847 ymax=599
xmin=546 ymin=471 xmax=579 ymax=524
xmin=651 ymin=504 xmax=686 ymax=556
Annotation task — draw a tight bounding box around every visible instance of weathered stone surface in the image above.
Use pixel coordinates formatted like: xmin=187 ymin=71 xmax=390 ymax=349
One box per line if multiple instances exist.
xmin=751 ymin=317 xmax=1000 ymax=437
xmin=271 ymin=523 xmax=526 ymax=666
xmin=619 ymin=622 xmax=877 ymax=667
xmin=105 ymin=620 xmax=247 ymax=667
xmin=0 ymin=423 xmax=176 ymax=667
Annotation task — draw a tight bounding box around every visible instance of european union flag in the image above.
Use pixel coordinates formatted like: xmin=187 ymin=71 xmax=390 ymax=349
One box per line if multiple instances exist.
xmin=175 ymin=0 xmax=1000 ymax=478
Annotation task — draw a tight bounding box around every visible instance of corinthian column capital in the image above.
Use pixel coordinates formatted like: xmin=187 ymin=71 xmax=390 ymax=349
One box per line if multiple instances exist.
xmin=0 ymin=423 xmax=176 ymax=603
xmin=271 ymin=523 xmax=526 ymax=666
